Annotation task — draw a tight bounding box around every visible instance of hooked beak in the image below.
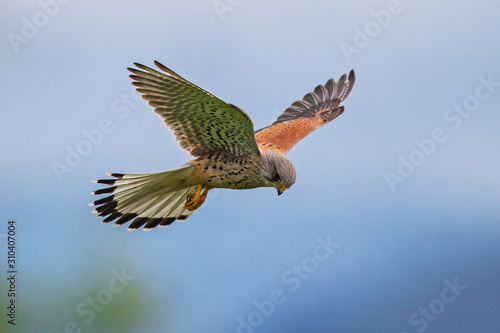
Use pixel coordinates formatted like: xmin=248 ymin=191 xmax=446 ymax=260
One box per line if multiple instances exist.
xmin=277 ymin=185 xmax=286 ymax=196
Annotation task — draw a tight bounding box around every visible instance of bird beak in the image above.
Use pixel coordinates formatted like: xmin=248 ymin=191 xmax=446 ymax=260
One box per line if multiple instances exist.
xmin=277 ymin=185 xmax=286 ymax=196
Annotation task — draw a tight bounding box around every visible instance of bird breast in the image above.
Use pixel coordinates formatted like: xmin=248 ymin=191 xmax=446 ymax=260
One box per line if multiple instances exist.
xmin=190 ymin=153 xmax=264 ymax=189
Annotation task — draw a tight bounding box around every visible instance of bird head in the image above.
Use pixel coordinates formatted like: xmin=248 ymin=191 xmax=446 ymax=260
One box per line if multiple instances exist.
xmin=259 ymin=150 xmax=296 ymax=195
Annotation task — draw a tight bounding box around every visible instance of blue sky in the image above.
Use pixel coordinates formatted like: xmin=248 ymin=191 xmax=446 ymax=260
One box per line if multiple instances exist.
xmin=1 ymin=0 xmax=500 ymax=332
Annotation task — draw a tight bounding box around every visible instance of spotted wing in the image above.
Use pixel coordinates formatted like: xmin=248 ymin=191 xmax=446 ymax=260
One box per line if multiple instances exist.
xmin=129 ymin=61 xmax=260 ymax=158
xmin=255 ymin=70 xmax=355 ymax=156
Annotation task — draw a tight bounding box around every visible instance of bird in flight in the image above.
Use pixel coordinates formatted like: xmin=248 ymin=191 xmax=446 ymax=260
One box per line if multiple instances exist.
xmin=90 ymin=61 xmax=355 ymax=230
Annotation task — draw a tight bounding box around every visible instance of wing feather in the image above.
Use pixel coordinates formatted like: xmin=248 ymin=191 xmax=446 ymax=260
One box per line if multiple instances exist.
xmin=129 ymin=61 xmax=260 ymax=158
xmin=255 ymin=70 xmax=355 ymax=155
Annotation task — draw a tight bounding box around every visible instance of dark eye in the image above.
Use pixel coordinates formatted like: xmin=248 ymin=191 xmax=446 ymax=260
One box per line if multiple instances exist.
xmin=272 ymin=172 xmax=281 ymax=181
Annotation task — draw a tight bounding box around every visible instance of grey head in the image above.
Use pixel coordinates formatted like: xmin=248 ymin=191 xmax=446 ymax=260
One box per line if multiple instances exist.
xmin=258 ymin=150 xmax=297 ymax=195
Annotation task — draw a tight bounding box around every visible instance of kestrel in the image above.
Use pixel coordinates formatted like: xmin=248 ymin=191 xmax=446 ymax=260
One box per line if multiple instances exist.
xmin=90 ymin=61 xmax=355 ymax=230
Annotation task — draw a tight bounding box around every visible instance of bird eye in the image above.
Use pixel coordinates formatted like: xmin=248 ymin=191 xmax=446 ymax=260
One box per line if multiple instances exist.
xmin=272 ymin=172 xmax=281 ymax=182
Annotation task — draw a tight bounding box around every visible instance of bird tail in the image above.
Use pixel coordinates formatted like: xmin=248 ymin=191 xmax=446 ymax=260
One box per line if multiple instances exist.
xmin=89 ymin=164 xmax=202 ymax=230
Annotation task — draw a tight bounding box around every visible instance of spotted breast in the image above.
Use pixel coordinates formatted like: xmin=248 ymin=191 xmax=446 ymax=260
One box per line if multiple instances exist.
xmin=189 ymin=152 xmax=264 ymax=190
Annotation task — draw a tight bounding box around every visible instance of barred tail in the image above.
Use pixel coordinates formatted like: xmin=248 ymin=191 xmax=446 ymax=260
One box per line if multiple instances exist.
xmin=89 ymin=165 xmax=201 ymax=231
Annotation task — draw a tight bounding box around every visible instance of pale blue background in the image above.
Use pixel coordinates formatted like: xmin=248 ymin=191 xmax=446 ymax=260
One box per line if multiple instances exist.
xmin=1 ymin=0 xmax=499 ymax=332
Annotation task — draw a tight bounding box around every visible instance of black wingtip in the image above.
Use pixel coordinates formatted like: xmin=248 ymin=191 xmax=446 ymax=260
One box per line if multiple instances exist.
xmin=348 ymin=70 xmax=355 ymax=83
xmin=127 ymin=63 xmax=144 ymax=74
xmin=133 ymin=62 xmax=145 ymax=69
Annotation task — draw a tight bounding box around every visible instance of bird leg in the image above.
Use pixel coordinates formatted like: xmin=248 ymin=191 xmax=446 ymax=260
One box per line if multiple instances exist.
xmin=185 ymin=185 xmax=209 ymax=211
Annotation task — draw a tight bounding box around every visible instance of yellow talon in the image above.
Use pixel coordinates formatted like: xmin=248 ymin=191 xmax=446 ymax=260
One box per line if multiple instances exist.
xmin=185 ymin=185 xmax=209 ymax=211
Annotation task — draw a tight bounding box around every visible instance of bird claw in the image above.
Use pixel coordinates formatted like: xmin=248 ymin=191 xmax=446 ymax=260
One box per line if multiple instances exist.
xmin=185 ymin=193 xmax=200 ymax=210
xmin=185 ymin=185 xmax=208 ymax=211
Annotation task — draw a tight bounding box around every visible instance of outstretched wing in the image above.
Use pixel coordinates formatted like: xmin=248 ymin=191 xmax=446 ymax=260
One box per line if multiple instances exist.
xmin=129 ymin=61 xmax=260 ymax=158
xmin=255 ymin=70 xmax=355 ymax=156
